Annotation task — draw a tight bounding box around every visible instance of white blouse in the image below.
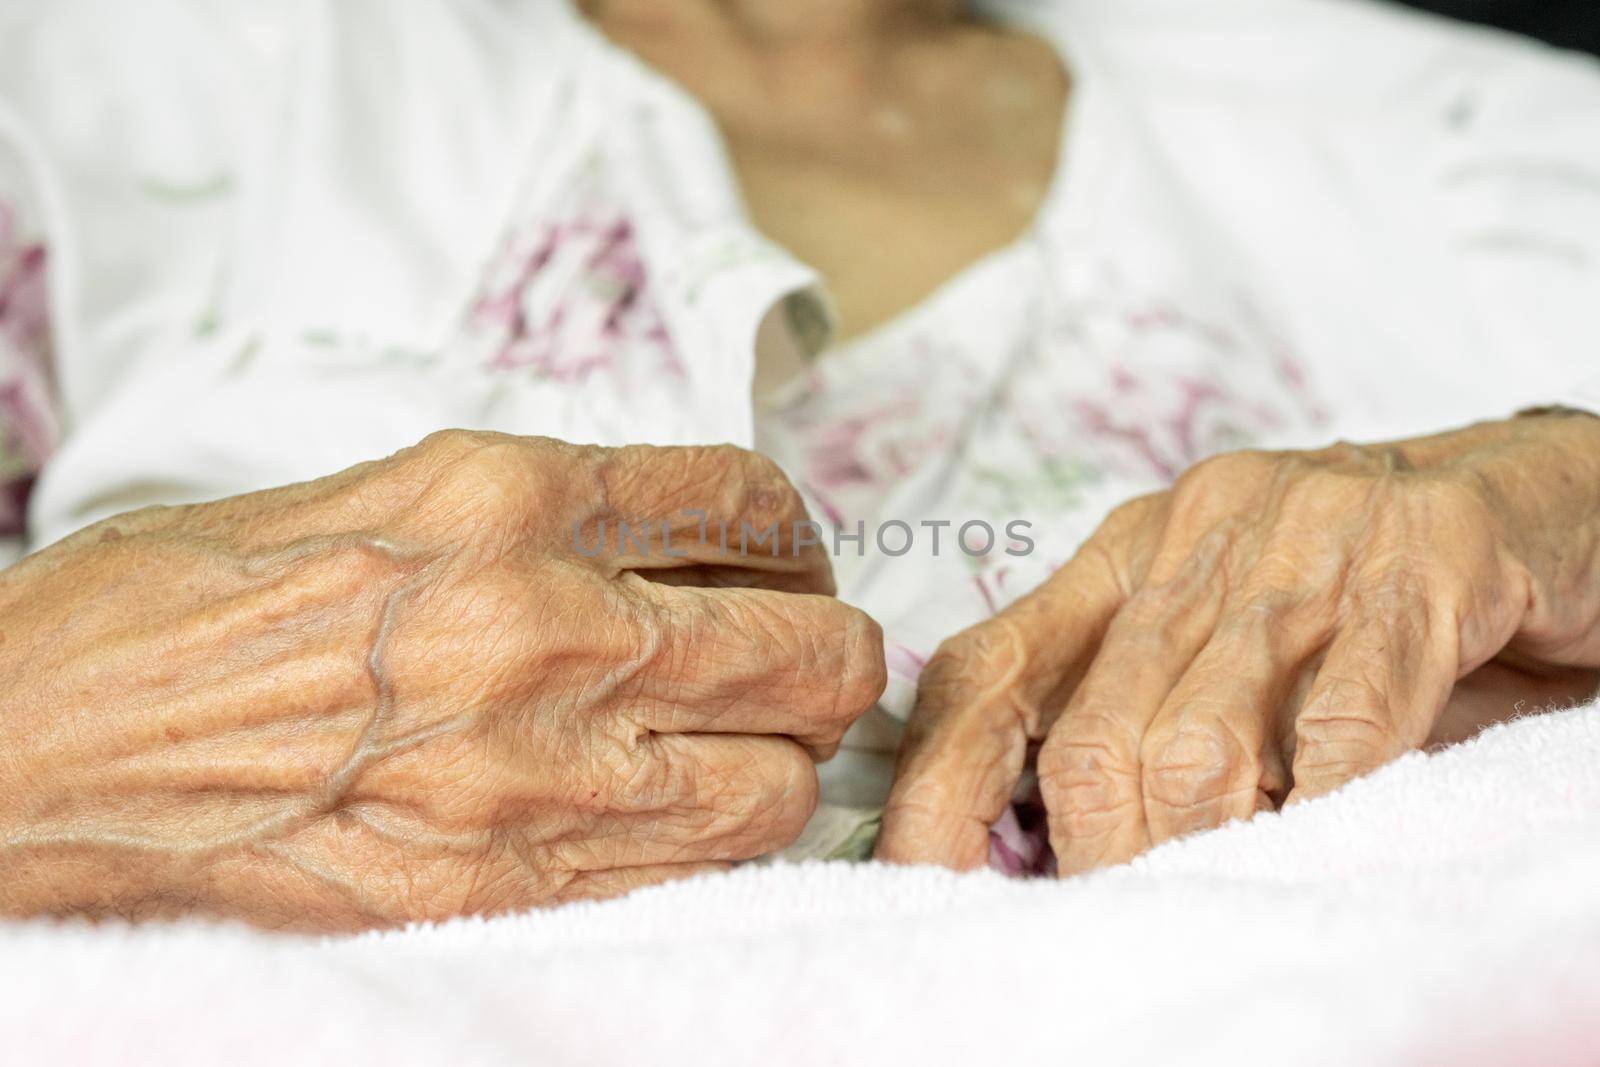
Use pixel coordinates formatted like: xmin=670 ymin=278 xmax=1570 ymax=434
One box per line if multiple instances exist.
xmin=3 ymin=0 xmax=1599 ymax=813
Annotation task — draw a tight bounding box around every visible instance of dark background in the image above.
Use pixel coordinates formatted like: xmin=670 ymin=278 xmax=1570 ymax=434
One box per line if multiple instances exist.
xmin=1395 ymin=0 xmax=1600 ymax=55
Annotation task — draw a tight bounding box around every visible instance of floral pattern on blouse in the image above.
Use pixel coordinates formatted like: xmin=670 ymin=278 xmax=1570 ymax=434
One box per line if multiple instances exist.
xmin=464 ymin=159 xmax=685 ymax=385
xmin=759 ymin=253 xmax=1331 ymax=652
xmin=0 ymin=198 xmax=56 ymax=537
xmin=834 ymin=286 xmax=1314 ymax=511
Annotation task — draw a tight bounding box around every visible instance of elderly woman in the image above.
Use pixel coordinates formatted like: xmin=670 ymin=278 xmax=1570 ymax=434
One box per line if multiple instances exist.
xmin=1 ymin=0 xmax=1598 ymax=927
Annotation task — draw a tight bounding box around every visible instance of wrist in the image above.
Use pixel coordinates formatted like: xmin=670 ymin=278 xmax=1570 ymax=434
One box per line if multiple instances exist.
xmin=1421 ymin=414 xmax=1600 ymax=666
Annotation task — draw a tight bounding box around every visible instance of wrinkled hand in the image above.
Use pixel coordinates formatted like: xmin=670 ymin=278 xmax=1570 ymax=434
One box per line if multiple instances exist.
xmin=878 ymin=414 xmax=1600 ymax=873
xmin=0 ymin=431 xmax=884 ymax=929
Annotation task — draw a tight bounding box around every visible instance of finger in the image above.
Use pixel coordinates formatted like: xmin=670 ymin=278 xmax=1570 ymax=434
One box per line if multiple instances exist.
xmin=1039 ymin=540 xmax=1228 ymax=875
xmin=621 ymin=578 xmax=886 ymax=754
xmin=378 ymin=433 xmax=830 ymax=589
xmin=587 ymin=444 xmax=835 ymax=595
xmin=1139 ymin=591 xmax=1322 ymax=847
xmin=572 ymin=733 xmax=820 ymax=866
xmin=639 ymin=563 xmax=826 ymax=594
xmin=1288 ymin=598 xmax=1457 ymax=803
xmin=874 ymin=547 xmax=1126 ymax=869
xmin=558 ymin=861 xmax=732 ymax=903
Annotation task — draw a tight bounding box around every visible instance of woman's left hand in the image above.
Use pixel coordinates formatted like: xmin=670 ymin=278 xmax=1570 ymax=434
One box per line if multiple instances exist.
xmin=876 ymin=412 xmax=1600 ymax=874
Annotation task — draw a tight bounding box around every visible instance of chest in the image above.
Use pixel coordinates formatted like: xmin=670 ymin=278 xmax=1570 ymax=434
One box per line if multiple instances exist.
xmin=725 ymin=122 xmax=1058 ymax=341
xmin=591 ymin=18 xmax=1069 ymax=340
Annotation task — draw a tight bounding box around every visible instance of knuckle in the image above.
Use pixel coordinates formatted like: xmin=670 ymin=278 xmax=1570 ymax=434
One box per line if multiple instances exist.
xmin=1044 ymin=786 xmax=1138 ymax=844
xmin=1279 ymin=463 xmax=1356 ymax=504
xmin=607 ymin=582 xmax=669 ymax=657
xmin=1076 ymin=503 xmax=1154 ymax=594
xmin=923 ymin=618 xmax=1027 ymax=694
xmin=415 ymin=427 xmax=494 ymax=463
xmin=1369 ymin=485 xmax=1493 ymax=570
xmin=601 ymin=443 xmax=800 ymax=528
xmin=728 ymin=452 xmax=802 ymax=529
xmin=699 ymin=740 xmax=818 ymax=855
xmin=402 ymin=432 xmax=560 ymax=542
xmin=910 ymin=618 xmax=1043 ymax=736
xmin=1295 ymin=686 xmax=1404 ymax=780
xmin=1140 ymin=720 xmax=1255 ymax=812
xmin=594 ymin=445 xmax=648 ymax=504
xmin=615 ymin=734 xmax=693 ymax=812
xmin=1176 ymin=449 xmax=1278 ymax=497
xmin=1037 ymin=714 xmax=1140 ymax=831
xmin=625 ymin=594 xmax=672 ymax=674
xmin=1114 ymin=586 xmax=1190 ymax=645
xmin=1079 ymin=495 xmax=1158 ymax=570
xmin=691 ymin=442 xmax=750 ymax=475
xmin=1098 ymin=492 xmax=1163 ymax=537
xmin=1222 ymin=579 xmax=1320 ymax=644
xmin=756 ymin=744 xmax=820 ymax=849
xmin=451 ymin=440 xmax=544 ymax=524
xmin=1237 ymin=538 xmax=1320 ymax=596
xmin=712 ymin=445 xmax=796 ymax=521
xmin=1300 ymin=668 xmax=1386 ymax=722
xmin=1305 ymin=438 xmax=1367 ymax=466
xmin=1166 ymin=450 xmax=1290 ymax=534
xmin=711 ymin=442 xmax=783 ymax=488
xmin=1350 ymin=561 xmax=1428 ymax=605
xmin=1296 ymin=699 xmax=1396 ymax=751
xmin=1231 ymin=584 xmax=1300 ymax=622
xmin=831 ymin=606 xmax=887 ymax=722
xmin=1348 ymin=566 xmax=1462 ymax=633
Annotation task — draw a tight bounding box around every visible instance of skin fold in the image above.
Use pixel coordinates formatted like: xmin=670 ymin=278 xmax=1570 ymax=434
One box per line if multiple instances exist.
xmin=877 ymin=412 xmax=1600 ymax=874
xmin=0 ymin=431 xmax=885 ymax=930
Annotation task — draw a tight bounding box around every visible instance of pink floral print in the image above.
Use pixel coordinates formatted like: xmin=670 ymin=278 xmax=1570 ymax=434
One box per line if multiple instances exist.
xmin=0 ymin=199 xmax=56 ymax=537
xmin=467 ymin=180 xmax=684 ymax=384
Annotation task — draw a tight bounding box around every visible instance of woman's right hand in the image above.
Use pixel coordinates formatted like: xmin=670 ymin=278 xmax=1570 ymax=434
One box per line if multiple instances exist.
xmin=0 ymin=431 xmax=884 ymax=930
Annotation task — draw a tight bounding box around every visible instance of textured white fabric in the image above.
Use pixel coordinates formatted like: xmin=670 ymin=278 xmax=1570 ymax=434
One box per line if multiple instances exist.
xmin=4 ymin=700 xmax=1599 ymax=1066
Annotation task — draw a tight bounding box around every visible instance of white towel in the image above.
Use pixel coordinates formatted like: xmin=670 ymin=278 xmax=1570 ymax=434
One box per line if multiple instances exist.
xmin=4 ymin=701 xmax=1599 ymax=1067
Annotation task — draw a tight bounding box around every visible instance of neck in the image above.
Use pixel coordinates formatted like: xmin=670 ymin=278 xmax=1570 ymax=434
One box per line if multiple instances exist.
xmin=720 ymin=0 xmax=962 ymax=39
xmin=586 ymin=0 xmax=965 ymax=46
